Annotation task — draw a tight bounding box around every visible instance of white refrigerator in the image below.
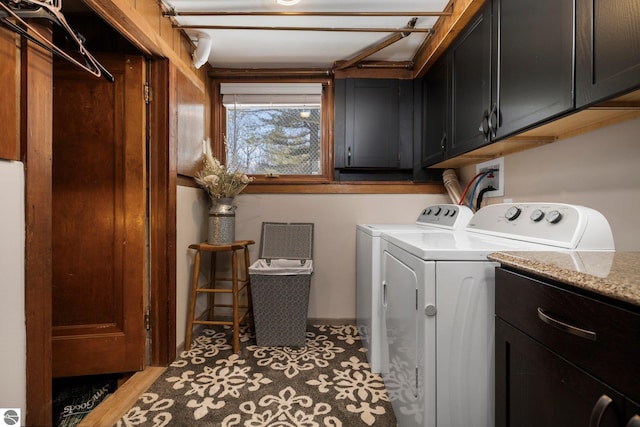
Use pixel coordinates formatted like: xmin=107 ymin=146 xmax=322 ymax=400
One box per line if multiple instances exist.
xmin=0 ymin=160 xmax=26 ymax=416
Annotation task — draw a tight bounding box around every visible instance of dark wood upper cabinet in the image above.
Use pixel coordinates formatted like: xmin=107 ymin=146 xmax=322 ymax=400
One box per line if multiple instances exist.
xmin=338 ymin=78 xmax=410 ymax=168
xmin=449 ymin=2 xmax=492 ymax=158
xmin=421 ymin=0 xmax=639 ymax=168
xmin=492 ymin=0 xmax=575 ymax=139
xmin=334 ymin=78 xmax=416 ymax=180
xmin=576 ymin=0 xmax=640 ymax=108
xmin=421 ymin=54 xmax=450 ymax=167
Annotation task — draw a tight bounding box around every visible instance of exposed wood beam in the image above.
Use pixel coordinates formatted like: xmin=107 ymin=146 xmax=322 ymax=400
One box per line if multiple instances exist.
xmin=82 ymin=0 xmax=206 ymax=91
xmin=412 ymin=0 xmax=486 ymax=77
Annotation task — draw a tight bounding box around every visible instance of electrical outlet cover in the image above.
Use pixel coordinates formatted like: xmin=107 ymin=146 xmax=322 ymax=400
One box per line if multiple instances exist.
xmin=475 ymin=157 xmax=504 ymax=197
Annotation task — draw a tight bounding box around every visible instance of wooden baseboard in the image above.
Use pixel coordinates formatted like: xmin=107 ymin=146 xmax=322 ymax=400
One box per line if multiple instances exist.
xmin=77 ymin=366 xmax=166 ymax=427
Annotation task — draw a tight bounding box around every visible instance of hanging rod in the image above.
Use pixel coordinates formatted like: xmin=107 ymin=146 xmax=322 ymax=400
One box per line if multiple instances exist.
xmin=175 ymin=24 xmax=431 ymax=33
xmin=0 ymin=0 xmax=113 ymax=81
xmin=208 ymin=68 xmax=333 ymax=77
xmin=357 ymin=61 xmax=414 ymax=69
xmin=165 ymin=11 xmax=452 ymax=17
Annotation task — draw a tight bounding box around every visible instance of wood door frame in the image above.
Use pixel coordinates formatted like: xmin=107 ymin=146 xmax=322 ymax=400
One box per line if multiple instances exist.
xmin=23 ymin=25 xmax=54 ymax=427
xmin=23 ymin=53 xmax=176 ymax=424
xmin=148 ymin=58 xmax=177 ymax=365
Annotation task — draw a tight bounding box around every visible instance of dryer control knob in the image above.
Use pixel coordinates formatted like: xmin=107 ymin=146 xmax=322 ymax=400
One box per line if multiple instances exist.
xmin=530 ymin=209 xmax=545 ymax=222
xmin=546 ymin=210 xmax=563 ymax=224
xmin=505 ymin=206 xmax=522 ymax=221
xmin=424 ymin=304 xmax=437 ymax=316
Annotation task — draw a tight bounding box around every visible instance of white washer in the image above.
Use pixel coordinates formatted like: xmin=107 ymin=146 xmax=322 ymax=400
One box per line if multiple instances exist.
xmin=356 ymin=204 xmax=473 ymax=373
xmin=380 ymin=203 xmax=615 ymax=427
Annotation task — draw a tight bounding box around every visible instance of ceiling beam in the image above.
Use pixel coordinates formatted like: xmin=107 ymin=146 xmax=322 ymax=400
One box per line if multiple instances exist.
xmin=412 ymin=0 xmax=486 ymax=77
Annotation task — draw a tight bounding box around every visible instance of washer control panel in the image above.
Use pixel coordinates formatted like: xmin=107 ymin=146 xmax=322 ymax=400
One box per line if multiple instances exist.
xmin=466 ymin=203 xmax=614 ymax=250
xmin=415 ymin=204 xmax=473 ymax=229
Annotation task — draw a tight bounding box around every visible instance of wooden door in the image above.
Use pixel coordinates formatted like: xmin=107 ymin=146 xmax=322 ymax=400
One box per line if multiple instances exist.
xmin=52 ymin=54 xmax=147 ymax=377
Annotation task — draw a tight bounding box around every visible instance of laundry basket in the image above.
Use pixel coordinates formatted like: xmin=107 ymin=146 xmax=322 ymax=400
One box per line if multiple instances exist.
xmin=249 ymin=222 xmax=314 ymax=347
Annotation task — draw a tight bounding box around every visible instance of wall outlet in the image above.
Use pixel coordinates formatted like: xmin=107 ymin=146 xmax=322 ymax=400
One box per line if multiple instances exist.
xmin=475 ymin=157 xmax=504 ymax=197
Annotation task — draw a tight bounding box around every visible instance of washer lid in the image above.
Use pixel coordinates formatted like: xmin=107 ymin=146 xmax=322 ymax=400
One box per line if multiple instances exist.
xmin=382 ymin=230 xmax=540 ymax=261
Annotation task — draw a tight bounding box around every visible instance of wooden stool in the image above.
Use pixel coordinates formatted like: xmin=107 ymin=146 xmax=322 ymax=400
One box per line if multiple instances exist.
xmin=185 ymin=240 xmax=255 ymax=353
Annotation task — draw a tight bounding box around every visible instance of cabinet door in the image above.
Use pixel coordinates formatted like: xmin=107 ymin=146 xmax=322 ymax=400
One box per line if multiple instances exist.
xmin=450 ymin=2 xmax=492 ymax=157
xmin=493 ymin=0 xmax=574 ymax=139
xmin=345 ymin=79 xmax=400 ymax=168
xmin=422 ymin=54 xmax=449 ymax=166
xmin=496 ymin=318 xmax=625 ymax=427
xmin=334 ymin=79 xmax=347 ymax=168
xmin=576 ymin=0 xmax=640 ymax=107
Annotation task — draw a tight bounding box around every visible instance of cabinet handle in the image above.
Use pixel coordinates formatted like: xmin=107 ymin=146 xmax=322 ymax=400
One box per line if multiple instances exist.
xmin=487 ymin=103 xmax=498 ymax=139
xmin=478 ymin=110 xmax=489 ymax=137
xmin=627 ymin=416 xmax=640 ymax=427
xmin=537 ymin=307 xmax=597 ymax=341
xmin=347 ymin=146 xmax=352 ymax=166
xmin=589 ymin=394 xmax=613 ymax=427
xmin=439 ymin=133 xmax=447 ymax=151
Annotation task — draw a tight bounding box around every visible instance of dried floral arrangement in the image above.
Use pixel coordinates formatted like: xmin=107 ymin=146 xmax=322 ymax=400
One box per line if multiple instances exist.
xmin=194 ymin=151 xmax=253 ymax=199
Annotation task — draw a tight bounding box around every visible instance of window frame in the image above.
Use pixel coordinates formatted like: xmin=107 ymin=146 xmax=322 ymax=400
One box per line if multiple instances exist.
xmin=212 ymin=77 xmax=334 ymax=185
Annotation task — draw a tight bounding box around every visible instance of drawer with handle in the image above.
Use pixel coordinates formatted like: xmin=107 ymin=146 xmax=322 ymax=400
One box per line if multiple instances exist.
xmin=496 ymin=268 xmax=640 ymax=403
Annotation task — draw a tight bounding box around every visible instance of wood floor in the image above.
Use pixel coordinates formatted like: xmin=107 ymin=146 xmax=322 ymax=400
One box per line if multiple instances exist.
xmin=77 ymin=367 xmax=166 ymax=427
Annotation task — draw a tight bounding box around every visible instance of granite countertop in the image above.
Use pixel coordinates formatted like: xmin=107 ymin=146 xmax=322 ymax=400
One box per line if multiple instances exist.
xmin=488 ymin=251 xmax=640 ymax=307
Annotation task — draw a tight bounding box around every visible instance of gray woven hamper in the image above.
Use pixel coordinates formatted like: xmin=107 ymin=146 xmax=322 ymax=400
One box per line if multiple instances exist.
xmin=249 ymin=222 xmax=314 ymax=347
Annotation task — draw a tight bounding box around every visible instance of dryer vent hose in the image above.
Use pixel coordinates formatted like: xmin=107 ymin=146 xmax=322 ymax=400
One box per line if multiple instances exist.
xmin=442 ymin=169 xmax=466 ymax=206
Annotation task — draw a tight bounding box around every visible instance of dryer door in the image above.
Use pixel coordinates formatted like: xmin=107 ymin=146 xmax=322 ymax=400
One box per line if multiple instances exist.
xmin=382 ymin=246 xmax=436 ymax=427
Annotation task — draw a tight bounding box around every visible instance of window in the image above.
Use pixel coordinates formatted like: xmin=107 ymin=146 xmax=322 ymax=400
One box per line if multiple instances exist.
xmin=215 ymin=80 xmax=332 ymax=184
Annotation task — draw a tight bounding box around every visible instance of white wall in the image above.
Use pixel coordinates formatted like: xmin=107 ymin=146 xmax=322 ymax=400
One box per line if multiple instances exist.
xmin=176 ymin=186 xmax=209 ymax=349
xmin=0 ymin=160 xmax=26 ymax=415
xmin=175 ymin=187 xmax=448 ymax=347
xmin=461 ymin=117 xmax=640 ymax=251
xmin=234 ymin=193 xmax=450 ymax=320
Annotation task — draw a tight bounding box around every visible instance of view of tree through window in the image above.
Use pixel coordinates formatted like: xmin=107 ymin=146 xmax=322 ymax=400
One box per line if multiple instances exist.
xmin=226 ymin=105 xmax=321 ymax=175
xmin=221 ymin=82 xmax=323 ymax=177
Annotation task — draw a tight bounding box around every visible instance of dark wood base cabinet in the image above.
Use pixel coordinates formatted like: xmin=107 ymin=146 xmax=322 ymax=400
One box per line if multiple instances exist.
xmin=495 ymin=268 xmax=640 ymax=427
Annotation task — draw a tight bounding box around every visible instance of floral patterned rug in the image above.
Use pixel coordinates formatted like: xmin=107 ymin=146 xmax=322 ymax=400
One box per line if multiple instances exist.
xmin=116 ymin=325 xmax=396 ymax=427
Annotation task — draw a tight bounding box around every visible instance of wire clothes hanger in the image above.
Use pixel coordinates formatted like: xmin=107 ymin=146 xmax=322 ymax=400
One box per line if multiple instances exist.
xmin=0 ymin=0 xmax=114 ymax=82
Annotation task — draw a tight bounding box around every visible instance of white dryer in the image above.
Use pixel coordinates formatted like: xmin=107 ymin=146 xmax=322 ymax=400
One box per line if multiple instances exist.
xmin=356 ymin=204 xmax=473 ymax=373
xmin=380 ymin=203 xmax=615 ymax=427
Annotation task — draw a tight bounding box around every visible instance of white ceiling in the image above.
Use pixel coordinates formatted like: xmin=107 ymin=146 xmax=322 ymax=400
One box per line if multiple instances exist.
xmin=162 ymin=0 xmax=450 ymax=70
